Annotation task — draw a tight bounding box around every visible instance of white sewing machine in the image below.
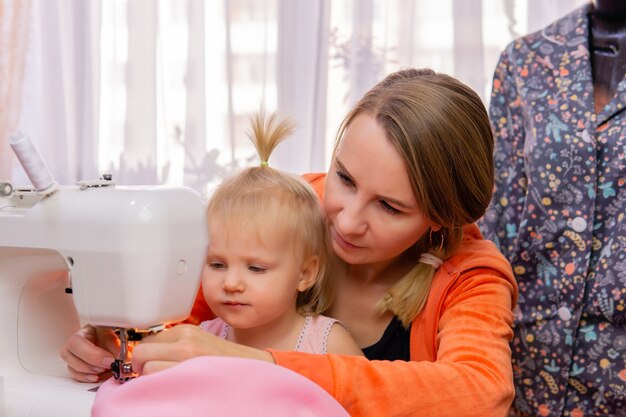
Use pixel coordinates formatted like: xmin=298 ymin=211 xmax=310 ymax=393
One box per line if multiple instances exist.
xmin=0 ymin=176 xmax=208 ymax=416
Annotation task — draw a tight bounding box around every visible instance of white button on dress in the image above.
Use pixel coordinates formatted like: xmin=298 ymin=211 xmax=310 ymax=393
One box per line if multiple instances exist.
xmin=558 ymin=306 xmax=572 ymax=321
xmin=570 ymin=217 xmax=587 ymax=233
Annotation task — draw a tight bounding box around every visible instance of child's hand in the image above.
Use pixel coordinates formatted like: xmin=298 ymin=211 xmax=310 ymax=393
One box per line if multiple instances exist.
xmin=60 ymin=325 xmax=119 ymax=382
xmin=131 ymin=324 xmax=275 ymax=376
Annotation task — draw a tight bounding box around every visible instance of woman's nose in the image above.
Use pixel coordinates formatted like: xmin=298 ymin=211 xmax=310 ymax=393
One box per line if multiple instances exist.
xmin=336 ymin=200 xmax=367 ymax=236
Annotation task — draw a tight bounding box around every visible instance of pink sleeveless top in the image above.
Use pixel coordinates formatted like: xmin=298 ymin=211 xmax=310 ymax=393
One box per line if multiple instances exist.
xmin=200 ymin=315 xmax=340 ymax=354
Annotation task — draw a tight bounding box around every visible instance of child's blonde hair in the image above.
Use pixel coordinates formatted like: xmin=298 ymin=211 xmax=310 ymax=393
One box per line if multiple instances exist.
xmin=207 ymin=109 xmax=334 ymax=315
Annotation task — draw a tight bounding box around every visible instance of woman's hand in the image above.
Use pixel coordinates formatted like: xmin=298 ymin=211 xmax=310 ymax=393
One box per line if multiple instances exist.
xmin=132 ymin=324 xmax=275 ymax=376
xmin=59 ymin=325 xmax=119 ymax=382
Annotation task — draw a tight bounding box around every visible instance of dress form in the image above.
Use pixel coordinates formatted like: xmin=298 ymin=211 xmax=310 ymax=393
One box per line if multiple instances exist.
xmin=590 ymin=0 xmax=626 ymax=113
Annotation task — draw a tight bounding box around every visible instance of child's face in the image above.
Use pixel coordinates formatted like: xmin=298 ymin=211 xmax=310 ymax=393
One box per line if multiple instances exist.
xmin=202 ymin=217 xmax=315 ymax=331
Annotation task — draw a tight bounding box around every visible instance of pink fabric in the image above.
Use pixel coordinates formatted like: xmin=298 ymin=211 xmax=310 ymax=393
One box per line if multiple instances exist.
xmin=199 ymin=315 xmax=341 ymax=354
xmin=92 ymin=356 xmax=350 ymax=417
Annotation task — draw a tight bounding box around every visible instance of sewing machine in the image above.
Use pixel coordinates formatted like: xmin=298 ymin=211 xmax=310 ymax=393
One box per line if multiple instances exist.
xmin=0 ymin=178 xmax=208 ymax=417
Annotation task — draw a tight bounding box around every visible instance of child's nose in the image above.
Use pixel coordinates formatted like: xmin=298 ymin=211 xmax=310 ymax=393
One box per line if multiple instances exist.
xmin=222 ymin=269 xmax=244 ymax=292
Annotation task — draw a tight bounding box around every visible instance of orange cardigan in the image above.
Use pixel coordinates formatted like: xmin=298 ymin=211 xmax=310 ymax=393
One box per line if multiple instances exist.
xmin=267 ymin=173 xmax=518 ymax=417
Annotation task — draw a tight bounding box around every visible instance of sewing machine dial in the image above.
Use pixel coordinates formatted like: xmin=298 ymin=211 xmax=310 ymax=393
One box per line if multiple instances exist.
xmin=0 ymin=181 xmax=14 ymax=197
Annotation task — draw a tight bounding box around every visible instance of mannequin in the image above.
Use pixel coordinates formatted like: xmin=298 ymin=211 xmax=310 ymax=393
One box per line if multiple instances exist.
xmin=591 ymin=0 xmax=626 ymax=112
xmin=482 ymin=1 xmax=626 ymax=415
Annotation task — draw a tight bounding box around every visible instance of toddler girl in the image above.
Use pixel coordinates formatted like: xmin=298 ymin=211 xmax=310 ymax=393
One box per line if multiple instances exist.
xmin=199 ymin=110 xmax=361 ymax=355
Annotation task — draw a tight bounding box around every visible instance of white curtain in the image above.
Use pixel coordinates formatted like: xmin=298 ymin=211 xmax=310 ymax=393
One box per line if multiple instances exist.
xmin=6 ymin=0 xmax=590 ymax=193
xmin=12 ymin=0 xmax=99 ymax=185
xmin=0 ymin=0 xmax=31 ymax=179
xmin=274 ymin=0 xmax=331 ymax=174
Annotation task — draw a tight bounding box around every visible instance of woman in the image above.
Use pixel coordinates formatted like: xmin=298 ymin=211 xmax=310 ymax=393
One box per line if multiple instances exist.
xmin=62 ymin=68 xmax=518 ymax=417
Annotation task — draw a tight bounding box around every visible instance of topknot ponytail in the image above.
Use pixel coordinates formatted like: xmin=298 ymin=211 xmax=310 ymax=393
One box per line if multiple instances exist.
xmin=247 ymin=108 xmax=296 ymax=166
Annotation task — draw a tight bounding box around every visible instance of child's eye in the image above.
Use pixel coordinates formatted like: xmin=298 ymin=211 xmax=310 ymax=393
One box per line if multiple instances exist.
xmin=379 ymin=200 xmax=402 ymax=215
xmin=248 ymin=265 xmax=267 ymax=273
xmin=208 ymin=261 xmax=225 ymax=270
xmin=336 ymin=170 xmax=354 ymax=187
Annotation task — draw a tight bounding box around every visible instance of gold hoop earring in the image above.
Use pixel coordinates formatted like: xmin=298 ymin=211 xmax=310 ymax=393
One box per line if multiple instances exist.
xmin=429 ymin=229 xmax=445 ymax=252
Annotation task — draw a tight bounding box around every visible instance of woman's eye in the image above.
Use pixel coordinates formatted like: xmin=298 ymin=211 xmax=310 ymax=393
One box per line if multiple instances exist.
xmin=208 ymin=261 xmax=225 ymax=270
xmin=248 ymin=265 xmax=267 ymax=273
xmin=336 ymin=170 xmax=354 ymax=187
xmin=380 ymin=200 xmax=402 ymax=215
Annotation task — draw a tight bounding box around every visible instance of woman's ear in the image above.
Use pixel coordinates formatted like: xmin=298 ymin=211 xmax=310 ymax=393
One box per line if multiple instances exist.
xmin=430 ymin=223 xmax=442 ymax=232
xmin=297 ymin=255 xmax=319 ymax=292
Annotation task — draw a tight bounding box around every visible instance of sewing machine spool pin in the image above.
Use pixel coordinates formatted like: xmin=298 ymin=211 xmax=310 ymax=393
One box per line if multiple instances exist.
xmin=9 ymin=131 xmax=58 ymax=195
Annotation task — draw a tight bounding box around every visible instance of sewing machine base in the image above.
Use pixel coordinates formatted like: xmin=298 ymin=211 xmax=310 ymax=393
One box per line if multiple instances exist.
xmin=2 ymin=374 xmax=97 ymax=417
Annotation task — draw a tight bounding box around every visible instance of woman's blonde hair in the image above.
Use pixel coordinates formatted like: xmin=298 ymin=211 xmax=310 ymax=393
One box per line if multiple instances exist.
xmin=207 ymin=109 xmax=334 ymax=315
xmin=334 ymin=68 xmax=494 ymax=326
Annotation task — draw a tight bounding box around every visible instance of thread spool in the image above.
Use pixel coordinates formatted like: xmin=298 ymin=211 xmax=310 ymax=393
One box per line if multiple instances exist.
xmin=10 ymin=131 xmax=58 ymax=193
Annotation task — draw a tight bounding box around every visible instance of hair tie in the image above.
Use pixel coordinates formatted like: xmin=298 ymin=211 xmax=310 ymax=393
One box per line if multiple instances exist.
xmin=260 ymin=161 xmax=269 ymax=167
xmin=419 ymin=253 xmax=443 ymax=269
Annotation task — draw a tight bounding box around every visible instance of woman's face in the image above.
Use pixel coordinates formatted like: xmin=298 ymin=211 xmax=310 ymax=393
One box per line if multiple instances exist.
xmin=324 ymin=113 xmax=435 ymax=265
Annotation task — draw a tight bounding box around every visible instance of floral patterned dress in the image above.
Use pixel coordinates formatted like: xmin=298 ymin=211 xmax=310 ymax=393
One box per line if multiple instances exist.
xmin=480 ymin=3 xmax=626 ymax=416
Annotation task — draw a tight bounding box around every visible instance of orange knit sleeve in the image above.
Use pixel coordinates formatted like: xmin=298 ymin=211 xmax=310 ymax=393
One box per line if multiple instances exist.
xmin=182 ymin=282 xmax=215 ymax=325
xmin=301 ymin=172 xmax=326 ymax=200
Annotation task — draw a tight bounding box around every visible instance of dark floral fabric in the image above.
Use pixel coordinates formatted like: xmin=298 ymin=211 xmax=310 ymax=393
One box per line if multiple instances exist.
xmin=479 ymin=4 xmax=626 ymax=417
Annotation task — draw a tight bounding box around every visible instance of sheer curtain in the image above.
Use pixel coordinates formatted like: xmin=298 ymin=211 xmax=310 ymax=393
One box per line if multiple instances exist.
xmin=5 ymin=0 xmax=589 ymax=193
xmin=0 ymin=0 xmax=31 ymax=179
xmin=11 ymin=0 xmax=99 ymax=185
